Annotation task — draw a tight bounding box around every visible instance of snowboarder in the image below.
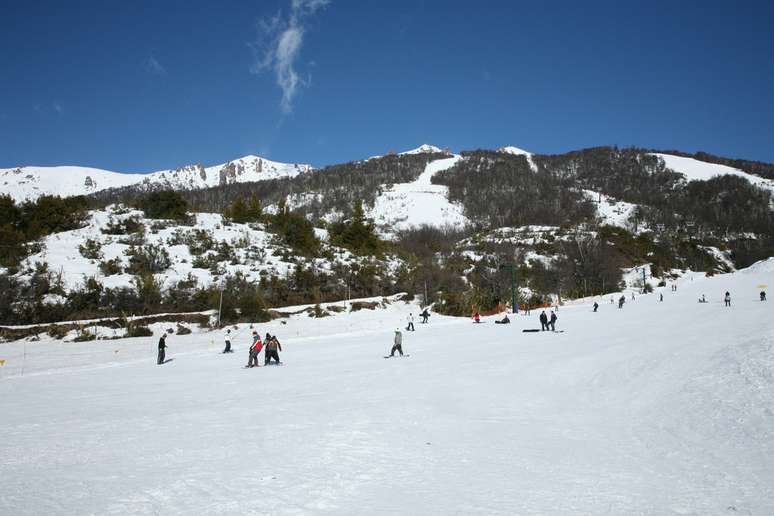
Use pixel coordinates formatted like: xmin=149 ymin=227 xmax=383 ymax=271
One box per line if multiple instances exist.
xmin=593 ymin=301 xmax=599 ymax=312
xmin=539 ymin=311 xmax=548 ymax=331
xmin=420 ymin=308 xmax=430 ymax=324
xmin=724 ymin=291 xmax=731 ymax=307
xmin=157 ymin=333 xmax=168 ymax=365
xmin=406 ymin=313 xmax=415 ymax=331
xmin=264 ymin=334 xmax=282 ymax=365
xmin=761 ymin=291 xmax=767 ymax=302
xmin=390 ymin=329 xmax=403 ymax=357
xmin=246 ymin=331 xmax=262 ymax=368
xmin=549 ymin=311 xmax=557 ymax=331
xmin=473 ymin=312 xmax=481 ymax=323
xmin=495 ymin=314 xmax=510 ymax=324
xmin=222 ymin=328 xmax=233 ymax=354
xmin=618 ymin=296 xmax=625 ymax=309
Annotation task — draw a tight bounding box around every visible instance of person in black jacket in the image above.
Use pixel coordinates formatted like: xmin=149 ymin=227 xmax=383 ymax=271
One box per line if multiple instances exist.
xmin=157 ymin=334 xmax=168 ymax=365
xmin=264 ymin=334 xmax=282 ymax=365
xmin=539 ymin=311 xmax=548 ymax=331
xmin=549 ymin=311 xmax=557 ymax=331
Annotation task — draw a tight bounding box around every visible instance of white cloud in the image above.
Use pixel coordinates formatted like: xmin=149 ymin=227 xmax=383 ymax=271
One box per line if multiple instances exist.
xmin=53 ymin=102 xmax=63 ymax=115
xmin=251 ymin=0 xmax=330 ymax=114
xmin=143 ymin=55 xmax=167 ymax=76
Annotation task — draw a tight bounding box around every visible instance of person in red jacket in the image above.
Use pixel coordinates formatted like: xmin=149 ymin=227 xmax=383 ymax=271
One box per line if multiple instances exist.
xmin=246 ymin=331 xmax=262 ymax=368
xmin=473 ymin=311 xmax=481 ymax=323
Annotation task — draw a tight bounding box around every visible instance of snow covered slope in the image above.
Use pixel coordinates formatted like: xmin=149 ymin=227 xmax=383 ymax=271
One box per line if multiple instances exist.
xmin=498 ymin=145 xmax=537 ymax=171
xmin=654 ymin=153 xmax=774 ymax=191
xmin=0 ymin=155 xmax=312 ymax=202
xmin=1 ymin=266 xmax=772 ymax=514
xmin=369 ymin=156 xmax=469 ymax=235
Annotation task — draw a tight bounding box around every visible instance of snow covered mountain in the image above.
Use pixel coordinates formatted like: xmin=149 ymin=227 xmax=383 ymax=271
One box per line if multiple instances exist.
xmin=0 ymin=155 xmax=312 ymax=202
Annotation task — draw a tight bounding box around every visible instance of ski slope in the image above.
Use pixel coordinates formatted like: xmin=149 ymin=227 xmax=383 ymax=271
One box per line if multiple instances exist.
xmin=654 ymin=153 xmax=774 ymax=192
xmin=1 ymin=263 xmax=774 ymax=514
xmin=369 ymin=156 xmax=469 ymax=236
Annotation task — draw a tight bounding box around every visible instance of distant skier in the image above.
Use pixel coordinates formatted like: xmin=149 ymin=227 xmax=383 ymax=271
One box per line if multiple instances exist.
xmin=389 ymin=329 xmax=403 ymax=357
xmin=724 ymin=291 xmax=731 ymax=307
xmin=539 ymin=311 xmax=548 ymax=331
xmin=618 ymin=296 xmax=625 ymax=309
xmin=157 ymin=333 xmax=168 ymax=365
xmin=593 ymin=301 xmax=599 ymax=312
xmin=761 ymin=291 xmax=767 ymax=302
xmin=246 ymin=331 xmax=262 ymax=368
xmin=406 ymin=313 xmax=415 ymax=331
xmin=659 ymin=293 xmax=663 ymax=302
xmin=264 ymin=333 xmax=282 ymax=365
xmin=631 ymin=292 xmax=635 ymax=301
xmin=420 ymin=308 xmax=430 ymax=324
xmin=222 ymin=328 xmax=233 ymax=354
xmin=549 ymin=310 xmax=557 ymax=331
xmin=699 ymin=294 xmax=707 ymax=303
xmin=473 ymin=311 xmax=481 ymax=323
xmin=524 ymin=304 xmax=531 ymax=316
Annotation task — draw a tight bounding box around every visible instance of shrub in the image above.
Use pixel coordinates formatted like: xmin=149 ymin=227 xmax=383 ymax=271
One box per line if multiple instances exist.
xmin=138 ymin=191 xmax=189 ymax=220
xmin=126 ymin=325 xmax=153 ymax=337
xmin=102 ymin=215 xmax=144 ymax=235
xmin=78 ymin=239 xmax=103 ymax=260
xmin=99 ymin=258 xmax=123 ymax=276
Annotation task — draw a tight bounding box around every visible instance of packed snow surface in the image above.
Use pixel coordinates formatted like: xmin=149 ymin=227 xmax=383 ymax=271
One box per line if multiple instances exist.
xmin=1 ymin=267 xmax=774 ymax=514
xmin=654 ymin=153 xmax=774 ymax=192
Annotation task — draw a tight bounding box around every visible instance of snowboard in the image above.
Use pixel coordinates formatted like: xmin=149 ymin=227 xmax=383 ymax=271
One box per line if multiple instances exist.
xmin=264 ymin=362 xmax=284 ymax=366
xmin=522 ymin=329 xmax=541 ymax=333
xmin=383 ymin=354 xmax=410 ymax=359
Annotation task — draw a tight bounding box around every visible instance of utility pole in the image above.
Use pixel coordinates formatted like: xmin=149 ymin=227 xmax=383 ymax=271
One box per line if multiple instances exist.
xmin=217 ymin=287 xmax=224 ymax=328
xmin=501 ymin=263 xmax=518 ymax=314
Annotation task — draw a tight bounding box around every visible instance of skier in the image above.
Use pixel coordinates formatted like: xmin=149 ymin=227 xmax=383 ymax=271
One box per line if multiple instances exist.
xmin=761 ymin=291 xmax=767 ymax=302
xmin=157 ymin=333 xmax=168 ymax=365
xmin=222 ymin=328 xmax=233 ymax=354
xmin=246 ymin=331 xmax=262 ymax=368
xmin=524 ymin=304 xmax=531 ymax=316
xmin=699 ymin=294 xmax=707 ymax=303
xmin=659 ymin=293 xmax=663 ymax=302
xmin=389 ymin=328 xmax=403 ymax=357
xmin=724 ymin=291 xmax=731 ymax=307
xmin=631 ymin=292 xmax=635 ymax=301
xmin=593 ymin=301 xmax=599 ymax=312
xmin=618 ymin=295 xmax=625 ymax=309
xmin=549 ymin=310 xmax=557 ymax=331
xmin=406 ymin=313 xmax=415 ymax=331
xmin=264 ymin=333 xmax=282 ymax=365
xmin=473 ymin=311 xmax=481 ymax=323
xmin=539 ymin=311 xmax=548 ymax=331
xmin=420 ymin=308 xmax=430 ymax=324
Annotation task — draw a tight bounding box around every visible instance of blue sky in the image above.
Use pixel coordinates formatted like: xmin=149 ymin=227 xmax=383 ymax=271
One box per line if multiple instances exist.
xmin=1 ymin=0 xmax=773 ymax=171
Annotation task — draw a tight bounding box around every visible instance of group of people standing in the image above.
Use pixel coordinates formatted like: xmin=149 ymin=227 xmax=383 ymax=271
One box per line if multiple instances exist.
xmin=245 ymin=330 xmax=282 ymax=368
xmin=539 ymin=310 xmax=558 ymax=331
